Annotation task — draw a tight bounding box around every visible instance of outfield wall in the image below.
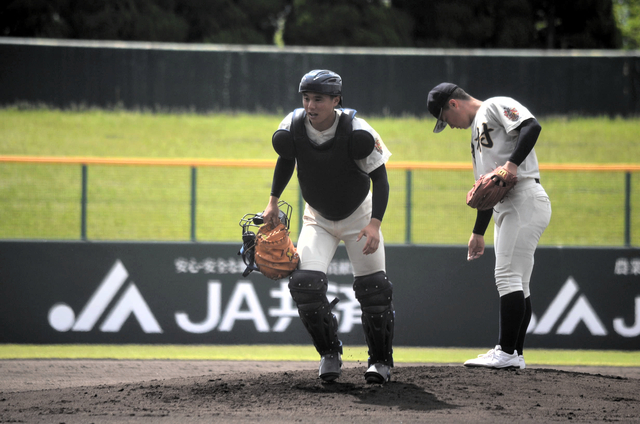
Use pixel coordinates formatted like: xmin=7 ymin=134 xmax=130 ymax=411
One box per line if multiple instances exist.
xmin=1 ymin=37 xmax=639 ymax=116
xmin=1 ymin=241 xmax=638 ymax=350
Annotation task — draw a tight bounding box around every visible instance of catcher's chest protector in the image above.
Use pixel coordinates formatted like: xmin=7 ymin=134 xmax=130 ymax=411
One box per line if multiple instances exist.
xmin=290 ymin=108 xmax=370 ymax=220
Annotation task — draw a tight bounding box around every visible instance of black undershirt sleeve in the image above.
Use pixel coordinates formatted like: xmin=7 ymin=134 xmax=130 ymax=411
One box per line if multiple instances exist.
xmin=472 ymin=208 xmax=493 ymax=236
xmin=508 ymin=118 xmax=541 ymax=166
xmin=369 ymin=164 xmax=389 ymax=222
xmin=270 ymin=157 xmax=295 ymax=198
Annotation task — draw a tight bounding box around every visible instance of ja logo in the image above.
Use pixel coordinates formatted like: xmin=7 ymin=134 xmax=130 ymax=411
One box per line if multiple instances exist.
xmin=48 ymin=260 xmax=162 ymax=333
xmin=528 ymin=276 xmax=607 ymax=336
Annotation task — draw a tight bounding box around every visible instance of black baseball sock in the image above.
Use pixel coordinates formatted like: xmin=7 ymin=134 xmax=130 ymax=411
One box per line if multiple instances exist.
xmin=498 ymin=290 xmax=525 ymax=355
xmin=515 ymin=296 xmax=532 ymax=356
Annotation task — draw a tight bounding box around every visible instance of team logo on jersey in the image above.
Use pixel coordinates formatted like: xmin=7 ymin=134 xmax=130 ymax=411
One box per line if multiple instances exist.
xmin=374 ymin=138 xmax=383 ymax=154
xmin=503 ymin=107 xmax=519 ymax=121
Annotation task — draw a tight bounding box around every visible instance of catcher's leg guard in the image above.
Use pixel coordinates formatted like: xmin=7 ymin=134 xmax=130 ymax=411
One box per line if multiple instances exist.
xmin=289 ymin=270 xmax=342 ymax=355
xmin=354 ymin=271 xmax=394 ymax=367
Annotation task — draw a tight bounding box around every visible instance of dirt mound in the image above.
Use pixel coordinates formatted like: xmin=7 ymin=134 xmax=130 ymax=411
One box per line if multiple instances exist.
xmin=1 ymin=361 xmax=638 ymax=423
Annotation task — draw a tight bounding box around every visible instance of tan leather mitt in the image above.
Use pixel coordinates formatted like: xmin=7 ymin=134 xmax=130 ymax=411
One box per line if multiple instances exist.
xmin=466 ymin=165 xmax=518 ymax=210
xmin=254 ymin=222 xmax=299 ymax=280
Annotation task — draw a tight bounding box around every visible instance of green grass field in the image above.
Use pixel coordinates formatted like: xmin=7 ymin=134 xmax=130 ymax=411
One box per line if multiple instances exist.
xmin=1 ymin=108 xmax=639 ymax=245
xmin=2 ymin=108 xmax=639 ymax=162
xmin=1 ymin=344 xmax=638 ymax=367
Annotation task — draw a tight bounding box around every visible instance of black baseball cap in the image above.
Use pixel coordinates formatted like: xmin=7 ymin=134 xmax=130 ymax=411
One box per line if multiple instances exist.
xmin=427 ymin=82 xmax=458 ymax=133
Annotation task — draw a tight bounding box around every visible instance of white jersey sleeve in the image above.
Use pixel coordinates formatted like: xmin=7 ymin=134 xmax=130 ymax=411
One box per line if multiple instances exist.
xmin=278 ymin=112 xmax=294 ymax=131
xmin=471 ymin=97 xmax=540 ymax=180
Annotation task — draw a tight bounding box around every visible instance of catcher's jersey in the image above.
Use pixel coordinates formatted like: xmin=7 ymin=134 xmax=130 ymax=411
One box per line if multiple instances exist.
xmin=471 ymin=97 xmax=540 ymax=180
xmin=278 ymin=109 xmax=391 ymax=173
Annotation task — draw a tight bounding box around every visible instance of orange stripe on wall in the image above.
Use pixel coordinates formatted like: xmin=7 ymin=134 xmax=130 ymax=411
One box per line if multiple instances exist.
xmin=0 ymin=156 xmax=639 ymax=172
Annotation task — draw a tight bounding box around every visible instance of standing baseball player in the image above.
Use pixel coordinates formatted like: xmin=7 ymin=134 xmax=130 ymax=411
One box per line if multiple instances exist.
xmin=262 ymin=69 xmax=395 ymax=383
xmin=427 ymin=82 xmax=551 ymax=369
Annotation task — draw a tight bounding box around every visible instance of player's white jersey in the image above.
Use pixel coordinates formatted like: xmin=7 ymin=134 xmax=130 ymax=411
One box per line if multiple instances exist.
xmin=279 ymin=109 xmax=391 ymax=174
xmin=471 ymin=97 xmax=540 ymax=180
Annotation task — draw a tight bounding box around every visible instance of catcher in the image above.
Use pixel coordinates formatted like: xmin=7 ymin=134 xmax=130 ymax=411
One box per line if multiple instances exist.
xmin=427 ymin=82 xmax=552 ymax=370
xmin=261 ymin=69 xmax=395 ymax=384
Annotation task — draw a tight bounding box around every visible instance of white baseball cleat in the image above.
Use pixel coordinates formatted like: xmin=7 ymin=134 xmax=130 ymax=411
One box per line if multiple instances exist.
xmin=518 ymin=355 xmax=526 ymax=369
xmin=319 ymin=352 xmax=342 ymax=382
xmin=365 ymin=363 xmax=391 ymax=384
xmin=463 ymin=345 xmax=520 ymax=369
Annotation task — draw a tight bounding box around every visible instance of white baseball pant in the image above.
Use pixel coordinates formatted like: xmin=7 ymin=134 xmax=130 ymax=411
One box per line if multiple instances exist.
xmin=493 ymin=178 xmax=552 ymax=297
xmin=296 ymin=192 xmax=386 ymax=277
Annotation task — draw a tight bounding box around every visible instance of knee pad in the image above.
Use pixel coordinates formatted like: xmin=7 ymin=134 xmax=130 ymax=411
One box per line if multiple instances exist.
xmin=354 ymin=271 xmax=393 ymax=312
xmin=289 ymin=270 xmax=329 ymax=309
xmin=353 ymin=271 xmax=394 ymax=366
xmin=288 ymin=270 xmax=341 ymax=355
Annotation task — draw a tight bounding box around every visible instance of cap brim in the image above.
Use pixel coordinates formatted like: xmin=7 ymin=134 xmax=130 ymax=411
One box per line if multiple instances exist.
xmin=432 ymin=109 xmax=447 ymax=133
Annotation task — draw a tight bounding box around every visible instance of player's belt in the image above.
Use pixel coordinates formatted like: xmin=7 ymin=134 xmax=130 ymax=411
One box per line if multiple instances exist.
xmin=535 ymin=178 xmax=540 ymax=184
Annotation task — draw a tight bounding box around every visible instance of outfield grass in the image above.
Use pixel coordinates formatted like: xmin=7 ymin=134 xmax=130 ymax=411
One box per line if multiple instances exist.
xmin=1 ymin=344 xmax=638 ymax=367
xmin=1 ymin=108 xmax=639 ymax=246
xmin=2 ymin=108 xmax=639 ymax=163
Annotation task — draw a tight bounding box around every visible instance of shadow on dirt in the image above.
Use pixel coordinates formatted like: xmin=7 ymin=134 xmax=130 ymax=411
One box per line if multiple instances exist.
xmin=295 ymin=380 xmax=456 ymax=412
xmin=352 ymin=381 xmax=455 ymax=411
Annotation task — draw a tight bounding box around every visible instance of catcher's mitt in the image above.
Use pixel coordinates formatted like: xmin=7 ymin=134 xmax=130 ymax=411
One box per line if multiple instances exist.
xmin=254 ymin=222 xmax=299 ymax=280
xmin=466 ymin=165 xmax=518 ymax=210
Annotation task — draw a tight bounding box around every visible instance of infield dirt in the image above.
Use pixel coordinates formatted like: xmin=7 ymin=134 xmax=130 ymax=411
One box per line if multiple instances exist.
xmin=1 ymin=360 xmax=638 ymax=423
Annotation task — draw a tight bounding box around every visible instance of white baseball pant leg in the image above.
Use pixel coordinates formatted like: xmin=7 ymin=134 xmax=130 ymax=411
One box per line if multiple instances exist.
xmin=493 ymin=179 xmax=552 ymax=297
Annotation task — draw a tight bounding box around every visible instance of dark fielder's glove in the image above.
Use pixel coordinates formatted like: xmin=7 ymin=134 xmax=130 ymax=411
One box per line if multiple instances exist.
xmin=254 ymin=222 xmax=299 ymax=280
xmin=466 ymin=165 xmax=518 ymax=210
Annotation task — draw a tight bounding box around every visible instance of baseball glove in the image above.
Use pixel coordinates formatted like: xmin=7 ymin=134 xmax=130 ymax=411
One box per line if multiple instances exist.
xmin=254 ymin=222 xmax=299 ymax=280
xmin=466 ymin=165 xmax=518 ymax=210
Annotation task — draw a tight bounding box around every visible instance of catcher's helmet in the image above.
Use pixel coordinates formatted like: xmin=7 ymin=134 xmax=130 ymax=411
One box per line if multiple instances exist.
xmin=238 ymin=200 xmax=293 ymax=277
xmin=299 ymin=69 xmax=343 ymax=106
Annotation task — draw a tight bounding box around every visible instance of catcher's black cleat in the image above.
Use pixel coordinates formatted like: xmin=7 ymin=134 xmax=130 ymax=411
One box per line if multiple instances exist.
xmin=319 ymin=353 xmax=342 ymax=382
xmin=365 ymin=363 xmax=391 ymax=384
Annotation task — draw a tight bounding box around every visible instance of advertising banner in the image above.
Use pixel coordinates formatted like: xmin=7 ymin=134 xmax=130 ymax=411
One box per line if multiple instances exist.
xmin=0 ymin=242 xmax=638 ymax=350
